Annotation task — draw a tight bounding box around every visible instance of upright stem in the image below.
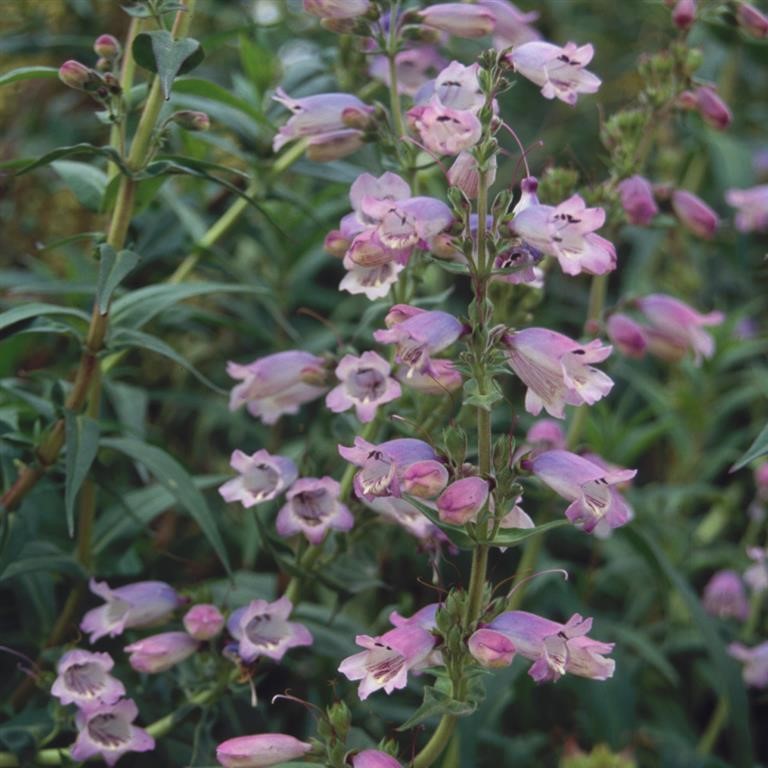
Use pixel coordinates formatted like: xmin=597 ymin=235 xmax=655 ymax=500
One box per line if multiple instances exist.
xmin=386 ymin=1 xmax=405 ymax=141
xmin=412 ymin=715 xmax=458 ymax=768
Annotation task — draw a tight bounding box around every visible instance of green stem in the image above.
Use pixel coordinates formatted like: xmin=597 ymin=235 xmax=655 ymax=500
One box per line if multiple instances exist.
xmin=386 ymin=1 xmax=405 ymax=141
xmin=696 ymin=696 xmax=729 ymax=755
xmin=411 ymin=715 xmax=457 ymax=768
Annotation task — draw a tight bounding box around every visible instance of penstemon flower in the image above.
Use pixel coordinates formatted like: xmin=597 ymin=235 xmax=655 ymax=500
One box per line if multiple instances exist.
xmin=606 ymin=313 xmax=649 ymax=359
xmin=51 ymin=650 xmax=125 ymax=707
xmin=396 ymin=357 xmax=463 ymax=394
xmin=702 ymin=570 xmax=750 ymax=621
xmin=352 ymin=749 xmax=404 ymax=768
xmin=325 ymin=351 xmax=401 ymax=422
xmin=124 ymin=632 xmax=199 ymax=674
xmin=725 ymin=185 xmax=768 ymax=232
xmin=468 ymin=627 xmax=517 ymax=668
xmin=218 ymin=449 xmax=298 ymax=508
xmin=744 ymin=547 xmax=768 ymax=594
xmin=369 ymin=46 xmax=448 ymax=97
xmin=670 ymin=189 xmax=719 ymax=239
xmin=678 ymin=85 xmax=732 ymax=130
xmin=184 ymin=604 xmax=225 ymax=640
xmin=215 ymin=733 xmax=312 ymax=767
xmin=617 ymin=175 xmax=659 ymax=226
xmin=479 ymin=0 xmax=540 ymax=48
xmin=303 ymin=0 xmax=370 ymax=20
xmin=276 ymin=476 xmax=354 ymax=544
xmin=365 ymin=496 xmax=451 ymax=550
xmin=417 ymin=3 xmax=497 ymax=38
xmin=728 ymin=642 xmax=768 ymax=687
xmin=436 ymin=477 xmax=490 ymax=525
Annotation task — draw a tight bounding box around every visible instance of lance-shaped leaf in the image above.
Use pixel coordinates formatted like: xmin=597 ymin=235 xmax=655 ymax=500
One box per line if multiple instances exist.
xmin=95 ymin=244 xmax=141 ymax=314
xmin=64 ymin=411 xmax=101 ymax=536
xmin=0 ymin=65 xmax=58 ymax=87
xmin=132 ymin=30 xmax=205 ymax=99
xmin=730 ymin=422 xmax=768 ymax=472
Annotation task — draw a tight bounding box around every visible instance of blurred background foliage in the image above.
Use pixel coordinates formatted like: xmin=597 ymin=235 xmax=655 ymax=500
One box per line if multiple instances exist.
xmin=1 ymin=1 xmax=767 ymax=767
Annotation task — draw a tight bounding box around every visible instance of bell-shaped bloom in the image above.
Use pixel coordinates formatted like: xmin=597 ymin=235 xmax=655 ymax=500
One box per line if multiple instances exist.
xmin=272 ymin=88 xmax=372 ymax=153
xmin=479 ymin=0 xmax=540 ymax=48
xmin=503 ymin=328 xmax=613 ymax=419
xmin=389 ymin=603 xmax=440 ymax=631
xmin=338 ymin=624 xmax=437 ymax=699
xmin=670 ymin=189 xmax=719 ymax=238
xmin=468 ymin=627 xmax=516 ymax=668
xmin=511 ymin=195 xmax=616 ymax=276
xmin=276 ymin=477 xmax=353 ymax=544
xmin=70 ymin=699 xmax=154 ymax=766
xmin=340 ymin=259 xmax=405 ymax=300
xmin=218 ymin=449 xmax=298 ymax=508
xmin=51 ymin=650 xmax=125 ymax=708
xmin=679 ymin=86 xmax=732 ymax=130
xmin=397 ymin=358 xmax=463 ymax=395
xmin=737 ymin=2 xmax=768 ymax=37
xmin=507 ymin=41 xmax=601 ymax=105
xmin=702 ymin=570 xmax=750 ymax=621
xmin=635 ymin=294 xmax=723 ymax=365
xmin=526 ymin=419 xmax=566 ymax=450
xmin=493 ymin=243 xmax=544 ymax=287
xmin=672 ymin=0 xmax=696 ymax=29
xmin=529 ymin=450 xmax=636 ymax=533
xmin=304 ymin=0 xmax=370 ymax=19
xmin=728 ymin=642 xmax=768 ymax=688
xmin=418 ymin=3 xmax=496 ymax=38
xmin=606 ymin=313 xmax=648 ymax=359
xmin=216 ymin=733 xmax=312 ymax=768
xmin=745 ymin=547 xmax=768 ymax=594
xmin=407 ymin=99 xmax=482 ymax=155
xmin=436 ymin=477 xmax=489 ymax=525
xmin=365 ymin=496 xmax=450 ymax=550
xmin=617 ymin=175 xmax=659 ymax=225
xmin=349 ymin=171 xmax=412 ymax=220
xmin=486 ymin=611 xmax=615 ymax=683
xmin=184 ymin=604 xmax=225 ymax=640
xmin=431 ymin=61 xmax=485 ymax=112
xmin=124 ymin=632 xmax=199 ymax=674
xmin=81 ymin=579 xmax=182 ymax=643
xmin=227 ymin=351 xmax=327 ymax=424
xmin=448 ymin=151 xmax=497 ymax=198
xmin=725 ymin=185 xmax=768 ymax=233
xmin=369 ymin=46 xmax=447 ymax=97
xmin=227 ymin=596 xmax=313 ymax=664
xmin=339 ymin=437 xmax=440 ymax=500
xmin=352 ymin=750 xmax=403 ymax=768
xmin=374 ymin=306 xmax=464 ymax=375
xmin=402 ymin=460 xmax=449 ymax=498
xmin=326 ymin=352 xmax=401 ymax=422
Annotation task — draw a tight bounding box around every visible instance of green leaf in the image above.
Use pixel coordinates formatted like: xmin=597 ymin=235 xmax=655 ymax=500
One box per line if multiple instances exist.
xmin=0 ymin=302 xmax=90 ymax=339
xmin=51 ymin=160 xmax=107 ymax=211
xmin=132 ymin=30 xmax=205 ymax=99
xmin=462 ymin=378 xmax=503 ymax=411
xmin=64 ymin=411 xmax=101 ymax=537
xmin=488 ymin=519 xmax=569 ymax=546
xmin=730 ymin=422 xmax=768 ymax=471
xmin=402 ymin=495 xmax=475 ymax=549
xmin=397 ymin=686 xmax=476 ymax=731
xmin=101 ymin=437 xmax=231 ymax=574
xmin=0 ymin=65 xmax=58 ymax=87
xmin=5 ymin=143 xmax=127 ymax=176
xmin=173 ymin=76 xmax=266 ymax=122
xmin=0 ymin=542 xmax=85 ymax=582
xmin=109 ymin=327 xmax=227 ymax=394
xmin=95 ymin=244 xmax=141 ymax=314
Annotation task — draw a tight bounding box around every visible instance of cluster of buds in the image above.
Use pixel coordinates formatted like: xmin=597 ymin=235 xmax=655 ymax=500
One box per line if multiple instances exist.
xmin=58 ymin=34 xmax=122 ymax=103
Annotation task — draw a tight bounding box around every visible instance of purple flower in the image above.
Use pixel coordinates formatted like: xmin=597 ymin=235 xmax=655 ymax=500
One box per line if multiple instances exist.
xmin=374 ymin=305 xmax=464 ymax=375
xmin=468 ymin=627 xmax=516 ymax=668
xmin=51 ymin=650 xmax=125 ymax=708
xmin=679 ymin=85 xmax=732 ymax=130
xmin=479 ymin=0 xmax=540 ymax=49
xmin=407 ymin=99 xmax=482 ymax=155
xmin=306 ymin=129 xmax=366 ymax=162
xmin=353 ymin=750 xmax=403 ymax=768
xmin=304 ymin=0 xmax=370 ymax=19
xmin=418 ymin=3 xmax=496 ymax=38
xmin=369 ymin=46 xmax=447 ymax=97
xmin=338 ymin=624 xmax=436 ymax=699
xmin=227 ymin=351 xmax=327 ymax=424
xmin=124 ymin=632 xmax=199 ymax=674
xmin=80 ymin=579 xmax=182 ymax=643
xmin=486 ymin=611 xmax=615 ymax=683
xmin=606 ymin=313 xmax=648 ymax=359
xmin=503 ymin=328 xmax=614 ymax=419
xmin=70 ymin=699 xmax=154 ymax=766
xmin=389 ymin=603 xmax=441 ymax=631
xmin=365 ymin=496 xmax=451 ymax=550
xmin=725 ymin=185 xmax=768 ymax=233
xmin=216 ymin=733 xmax=312 ymax=767
xmin=272 ymin=88 xmax=372 ymax=153
xmin=326 ymin=352 xmax=401 ymax=422
xmin=276 ymin=477 xmax=353 ymax=544
xmin=745 ymin=547 xmax=768 ymax=594
xmin=672 ymin=0 xmax=696 ymax=29
xmin=396 ymin=358 xmax=463 ymax=395
xmin=635 ymin=294 xmax=723 ymax=364
xmin=702 ymin=570 xmax=750 ymax=621
xmin=402 ymin=460 xmax=449 ymax=498
xmin=671 ymin=189 xmax=719 ymax=239
xmin=526 ymin=419 xmax=566 ymax=450
xmin=511 ymin=194 xmax=616 ymax=276
xmin=507 ymin=42 xmax=601 ymax=105
xmin=218 ymin=449 xmax=298 ymax=508
xmin=529 ymin=450 xmax=636 ymax=533
xmin=617 ymin=175 xmax=659 ymax=225
xmin=448 ymin=151 xmax=497 ymax=198
xmin=340 ymin=260 xmax=406 ymax=300
xmin=436 ymin=477 xmax=490 ymax=525
xmin=737 ymin=3 xmax=768 ymax=37
xmin=184 ymin=604 xmax=225 ymax=640
xmin=339 ymin=437 xmax=439 ymax=500
xmin=227 ymin=596 xmax=313 ymax=663
xmin=728 ymin=642 xmax=768 ymax=687
xmin=430 ymin=61 xmax=485 ymax=112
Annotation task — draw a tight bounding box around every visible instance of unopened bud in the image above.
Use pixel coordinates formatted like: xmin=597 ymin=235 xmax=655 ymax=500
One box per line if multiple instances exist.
xmin=172 ymin=110 xmax=210 ymax=131
xmin=58 ymin=60 xmax=94 ymax=91
xmin=102 ymin=72 xmax=122 ymax=95
xmin=672 ymin=0 xmax=696 ymax=29
xmin=671 ymin=189 xmax=719 ymax=238
xmin=323 ymin=230 xmax=350 ymax=258
xmin=737 ymin=2 xmax=768 ymax=38
xmin=94 ymin=34 xmax=121 ymax=60
xmin=95 ymin=57 xmax=112 ymax=73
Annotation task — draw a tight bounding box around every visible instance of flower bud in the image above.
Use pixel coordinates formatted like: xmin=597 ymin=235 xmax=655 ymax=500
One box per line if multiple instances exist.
xmin=306 ymin=129 xmax=364 ymax=162
xmin=58 ymin=60 xmax=95 ymax=91
xmin=102 ymin=72 xmax=121 ymax=95
xmin=436 ymin=476 xmax=489 ymax=525
xmin=95 ymin=57 xmax=112 ymax=73
xmin=606 ymin=313 xmax=648 ymax=358
xmin=671 ymin=0 xmax=696 ymax=28
xmin=468 ymin=628 xmax=516 ymax=667
xmin=679 ymin=86 xmax=732 ymax=130
xmin=352 ymin=750 xmax=403 ymax=768
xmin=216 ymin=734 xmax=312 ymax=768
xmin=402 ymin=460 xmax=449 ymax=498
xmin=737 ymin=3 xmax=768 ymax=38
xmin=617 ymin=175 xmax=658 ymax=225
xmin=323 ymin=229 xmax=350 ymax=258
xmin=448 ymin=152 xmax=497 ymax=199
xmin=172 ymin=110 xmax=210 ymax=132
xmin=671 ymin=189 xmax=719 ymax=238
xmin=94 ymin=34 xmax=121 ymax=60
xmin=183 ymin=604 xmax=225 ymax=640
xmin=418 ymin=3 xmax=496 ymax=38
xmin=124 ymin=631 xmax=199 ymax=673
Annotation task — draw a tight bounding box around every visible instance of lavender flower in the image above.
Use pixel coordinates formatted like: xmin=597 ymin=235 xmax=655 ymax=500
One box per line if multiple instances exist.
xmin=468 ymin=628 xmax=517 ymax=668
xmin=184 ymin=604 xmax=225 ymax=640
xmin=670 ymin=189 xmax=719 ymax=239
xmin=606 ymin=313 xmax=649 ymax=359
xmin=725 ymin=185 xmax=768 ymax=233
xmin=728 ymin=642 xmax=768 ymax=687
xmin=418 ymin=3 xmax=496 ymax=38
xmin=218 ymin=449 xmax=298 ymax=508
xmin=51 ymin=650 xmax=125 ymax=708
xmin=396 ymin=358 xmax=463 ymax=395
xmin=124 ymin=632 xmax=199 ymax=674
xmin=617 ymin=175 xmax=659 ymax=225
xmin=276 ymin=477 xmax=353 ymax=544
xmin=326 ymin=352 xmax=401 ymax=422
xmin=436 ymin=477 xmax=490 ymax=525
xmin=702 ymin=570 xmax=750 ymax=621
xmin=216 ymin=733 xmax=312 ymax=767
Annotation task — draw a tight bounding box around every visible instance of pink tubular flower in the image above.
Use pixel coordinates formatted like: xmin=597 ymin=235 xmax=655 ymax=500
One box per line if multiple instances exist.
xmin=503 ymin=328 xmax=614 ymax=419
xmin=530 ymin=450 xmax=636 ymax=533
xmin=59 ymin=59 xmax=94 ymax=91
xmin=276 ymin=476 xmax=353 ymax=544
xmin=635 ymin=294 xmax=723 ymax=364
xmin=448 ymin=152 xmax=497 ymax=198
xmin=511 ymin=195 xmax=616 ymax=276
xmin=728 ymin=642 xmax=768 ymax=687
xmin=353 ymin=750 xmax=403 ymax=768
xmin=397 ymin=358 xmax=463 ymax=395
xmin=617 ymin=175 xmax=659 ymax=226
xmin=340 ymin=260 xmax=405 ymax=300
xmin=402 ymin=460 xmax=449 ymax=498
xmin=479 ymin=0 xmax=540 ymax=48
xmin=339 ymin=437 xmax=440 ymax=500
xmin=70 ymin=699 xmax=154 ymax=766
xmin=418 ymin=3 xmax=496 ymax=38
xmin=369 ymin=46 xmax=447 ymax=97
xmin=326 ymin=351 xmax=401 ymax=422
xmin=51 ymin=650 xmax=125 ymax=708
xmin=227 ymin=351 xmax=327 ymax=424
xmin=671 ymin=189 xmax=719 ymax=238
xmin=526 ymin=419 xmax=566 ymax=450
xmin=702 ymin=570 xmax=750 ymax=621
xmin=436 ymin=477 xmax=490 ymax=525
xmin=486 ymin=611 xmax=615 ymax=683
xmin=468 ymin=628 xmax=516 ymax=668
xmin=272 ymin=88 xmax=372 ymax=153
xmin=737 ymin=3 xmax=768 ymax=37
xmin=606 ymin=313 xmax=648 ymax=359
xmin=507 ymin=41 xmax=601 ymax=105
xmin=373 ymin=306 xmax=464 ymax=375
xmin=124 ymin=632 xmax=199 ymax=674
xmin=184 ymin=604 xmax=225 ymax=640
xmin=672 ymin=0 xmax=696 ymax=28
xmin=679 ymin=86 xmax=732 ymax=130
xmin=80 ymin=579 xmax=182 ymax=643
xmin=338 ymin=624 xmax=436 ymax=699
xmin=226 ymin=596 xmax=313 ymax=663
xmin=407 ymin=99 xmax=482 ymax=155
xmin=306 ymin=129 xmax=365 ymax=162
xmin=218 ymin=449 xmax=298 ymax=508
xmin=365 ymin=496 xmax=450 ymax=549
xmin=304 ymin=0 xmax=370 ymax=19
xmin=725 ymin=185 xmax=768 ymax=232
xmin=216 ymin=733 xmax=312 ymax=768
